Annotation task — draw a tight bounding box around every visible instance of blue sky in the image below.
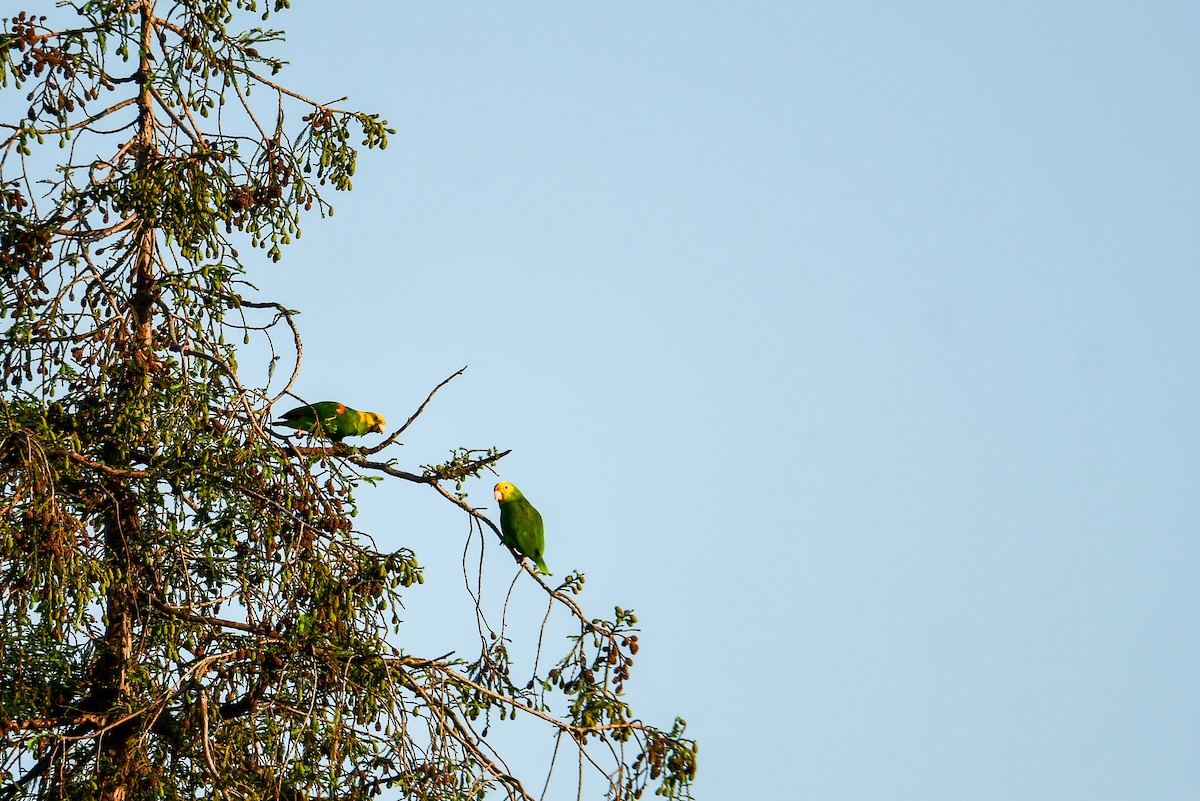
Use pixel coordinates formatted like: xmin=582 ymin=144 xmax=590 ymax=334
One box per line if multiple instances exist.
xmin=14 ymin=1 xmax=1198 ymax=798
xmin=253 ymin=2 xmax=1200 ymax=798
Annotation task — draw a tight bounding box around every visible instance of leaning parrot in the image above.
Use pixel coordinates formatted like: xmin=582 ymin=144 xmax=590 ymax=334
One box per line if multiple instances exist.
xmin=494 ymin=482 xmax=550 ymax=575
xmin=274 ymin=401 xmax=386 ymax=442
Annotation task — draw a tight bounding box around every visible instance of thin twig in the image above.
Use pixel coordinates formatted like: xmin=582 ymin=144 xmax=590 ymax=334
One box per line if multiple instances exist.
xmin=366 ymin=366 xmax=468 ymax=453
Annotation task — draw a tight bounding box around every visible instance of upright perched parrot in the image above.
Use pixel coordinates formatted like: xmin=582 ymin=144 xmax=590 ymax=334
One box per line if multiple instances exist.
xmin=494 ymin=482 xmax=550 ymax=575
xmin=274 ymin=401 xmax=386 ymax=442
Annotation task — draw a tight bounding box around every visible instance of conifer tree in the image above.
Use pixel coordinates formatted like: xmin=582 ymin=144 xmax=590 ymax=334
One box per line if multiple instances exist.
xmin=0 ymin=3 xmax=696 ymax=799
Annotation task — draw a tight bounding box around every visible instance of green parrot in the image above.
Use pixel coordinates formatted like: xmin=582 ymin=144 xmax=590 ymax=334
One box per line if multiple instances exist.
xmin=274 ymin=401 xmax=386 ymax=442
xmin=494 ymin=481 xmax=550 ymax=575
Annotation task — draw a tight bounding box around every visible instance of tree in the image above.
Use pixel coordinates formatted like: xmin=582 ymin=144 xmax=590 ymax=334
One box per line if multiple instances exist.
xmin=0 ymin=3 xmax=697 ymax=800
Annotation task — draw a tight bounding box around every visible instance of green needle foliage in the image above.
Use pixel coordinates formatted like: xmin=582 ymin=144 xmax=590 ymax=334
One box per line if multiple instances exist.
xmin=0 ymin=3 xmax=696 ymax=801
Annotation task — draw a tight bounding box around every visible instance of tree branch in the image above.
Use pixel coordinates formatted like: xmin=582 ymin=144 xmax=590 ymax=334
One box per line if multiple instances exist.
xmin=366 ymin=366 xmax=468 ymax=453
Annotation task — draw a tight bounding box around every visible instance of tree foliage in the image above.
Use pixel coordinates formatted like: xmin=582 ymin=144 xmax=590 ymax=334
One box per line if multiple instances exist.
xmin=0 ymin=3 xmax=696 ymax=800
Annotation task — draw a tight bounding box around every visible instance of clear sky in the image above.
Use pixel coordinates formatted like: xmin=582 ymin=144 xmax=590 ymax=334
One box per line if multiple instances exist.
xmin=20 ymin=2 xmax=1200 ymax=798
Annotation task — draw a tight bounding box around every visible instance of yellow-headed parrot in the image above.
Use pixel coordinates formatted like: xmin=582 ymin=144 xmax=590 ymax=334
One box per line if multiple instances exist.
xmin=274 ymin=401 xmax=385 ymax=442
xmin=494 ymin=481 xmax=550 ymax=575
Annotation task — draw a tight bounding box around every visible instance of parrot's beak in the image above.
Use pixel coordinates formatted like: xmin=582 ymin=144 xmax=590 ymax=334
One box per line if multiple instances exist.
xmin=494 ymin=489 xmax=504 ymax=502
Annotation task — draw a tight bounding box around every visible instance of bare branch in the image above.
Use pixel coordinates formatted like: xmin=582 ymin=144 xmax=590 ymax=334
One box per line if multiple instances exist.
xmin=367 ymin=366 xmax=468 ymax=452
